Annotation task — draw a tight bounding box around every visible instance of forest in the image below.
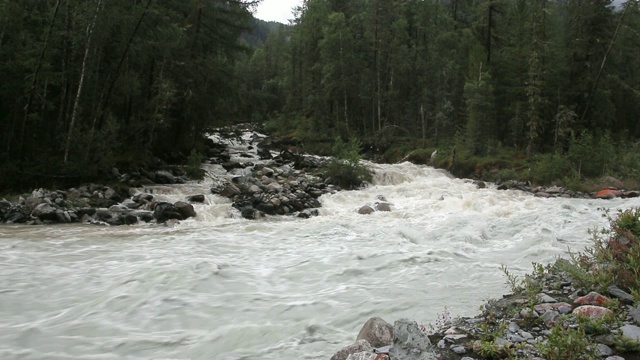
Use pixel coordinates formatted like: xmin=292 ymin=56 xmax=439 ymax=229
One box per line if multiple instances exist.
xmin=1 ymin=0 xmax=640 ymax=191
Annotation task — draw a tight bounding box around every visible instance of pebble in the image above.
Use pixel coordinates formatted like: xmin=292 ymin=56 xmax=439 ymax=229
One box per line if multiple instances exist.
xmin=536 ymin=293 xmax=558 ymax=303
xmin=450 ymin=345 xmax=466 ymax=354
xmin=508 ymin=322 xmax=520 ymax=332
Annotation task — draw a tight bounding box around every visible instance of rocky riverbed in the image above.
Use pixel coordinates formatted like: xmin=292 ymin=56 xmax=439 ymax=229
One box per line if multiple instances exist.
xmin=2 ymin=126 xmax=639 ymax=226
xmin=0 ymin=126 xmax=340 ymax=225
xmin=330 ymin=258 xmax=640 ymax=360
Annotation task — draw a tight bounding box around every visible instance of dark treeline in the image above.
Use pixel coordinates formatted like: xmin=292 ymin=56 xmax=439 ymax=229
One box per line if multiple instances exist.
xmin=2 ymin=0 xmax=640 ymax=191
xmin=241 ymin=0 xmax=640 ymax=170
xmin=0 ymin=0 xmax=258 ymax=190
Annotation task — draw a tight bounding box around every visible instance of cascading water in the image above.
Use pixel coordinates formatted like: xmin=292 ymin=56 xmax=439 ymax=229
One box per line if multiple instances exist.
xmin=1 ymin=137 xmax=640 ymax=359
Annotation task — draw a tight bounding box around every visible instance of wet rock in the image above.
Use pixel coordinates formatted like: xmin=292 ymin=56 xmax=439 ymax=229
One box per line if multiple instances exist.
xmin=473 ymin=180 xmax=486 ymax=189
xmin=331 ymin=339 xmax=373 ymax=360
xmin=152 ymin=202 xmax=184 ymax=223
xmin=218 ymin=183 xmax=241 ymax=197
xmin=187 ymin=194 xmax=205 ymax=203
xmin=594 ymin=189 xmax=622 ymax=199
xmin=154 ymin=170 xmax=177 ymax=184
xmin=241 ymin=206 xmax=264 ymax=220
xmin=174 ymin=201 xmax=196 ymax=219
xmin=388 ymin=319 xmax=435 ymax=360
xmin=356 ymin=317 xmax=394 ymax=348
xmin=374 ymin=202 xmax=391 ymax=212
xmin=358 ymin=205 xmax=375 ymax=215
xmin=297 ymin=208 xmax=319 ymax=219
xmin=31 ymin=203 xmax=58 ymax=222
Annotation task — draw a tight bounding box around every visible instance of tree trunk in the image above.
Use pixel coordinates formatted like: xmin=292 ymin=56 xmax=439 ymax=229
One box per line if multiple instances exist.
xmin=65 ymin=0 xmax=102 ymax=163
xmin=19 ymin=0 xmax=61 ymax=161
xmin=580 ymin=3 xmax=628 ymax=123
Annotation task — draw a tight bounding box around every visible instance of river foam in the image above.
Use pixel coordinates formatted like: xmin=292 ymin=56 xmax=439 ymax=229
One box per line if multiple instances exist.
xmin=1 ymin=161 xmax=639 ymax=359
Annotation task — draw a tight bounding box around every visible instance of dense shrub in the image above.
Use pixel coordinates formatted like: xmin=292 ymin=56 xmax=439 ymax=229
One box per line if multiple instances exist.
xmin=529 ymin=153 xmax=572 ymax=184
xmin=322 ymin=138 xmax=372 ymax=189
xmin=560 ymin=208 xmax=640 ymax=295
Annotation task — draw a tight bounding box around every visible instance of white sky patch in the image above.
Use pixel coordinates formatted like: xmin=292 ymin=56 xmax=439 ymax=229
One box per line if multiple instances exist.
xmin=254 ymin=0 xmax=303 ymax=24
xmin=254 ymin=0 xmax=626 ymax=23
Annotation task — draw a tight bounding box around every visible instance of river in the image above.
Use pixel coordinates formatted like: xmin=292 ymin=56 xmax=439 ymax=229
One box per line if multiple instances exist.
xmin=1 ymin=159 xmax=640 ymax=360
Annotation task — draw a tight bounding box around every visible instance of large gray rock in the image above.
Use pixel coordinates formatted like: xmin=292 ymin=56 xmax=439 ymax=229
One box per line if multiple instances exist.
xmin=330 ymin=339 xmax=373 ymax=360
xmin=174 ymin=201 xmax=196 ymax=219
xmin=152 ymin=202 xmax=184 ymax=223
xmin=154 ymin=170 xmax=177 ymax=184
xmin=389 ymin=319 xmax=435 ymax=360
xmin=358 ymin=205 xmax=375 ymax=215
xmin=31 ymin=203 xmax=58 ymax=221
xmin=218 ymin=183 xmax=241 ymax=198
xmin=356 ymin=317 xmax=394 ymax=348
xmin=630 ymin=305 xmax=640 ymax=326
xmin=374 ymin=202 xmax=391 ymax=212
xmin=619 ymin=324 xmax=640 ymax=342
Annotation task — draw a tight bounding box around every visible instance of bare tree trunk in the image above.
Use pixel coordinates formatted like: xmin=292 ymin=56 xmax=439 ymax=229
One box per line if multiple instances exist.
xmin=19 ymin=0 xmax=61 ymax=161
xmin=580 ymin=3 xmax=628 ymax=123
xmin=93 ymin=0 xmax=152 ymax=133
xmin=421 ymin=104 xmax=426 ymax=147
xmin=65 ymin=0 xmax=102 ymax=163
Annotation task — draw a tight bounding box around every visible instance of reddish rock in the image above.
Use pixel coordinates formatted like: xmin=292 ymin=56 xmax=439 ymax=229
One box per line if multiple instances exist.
xmin=594 ymin=189 xmax=622 ymax=199
xmin=573 ymin=305 xmax=613 ymax=319
xmin=574 ymin=292 xmax=609 ymax=306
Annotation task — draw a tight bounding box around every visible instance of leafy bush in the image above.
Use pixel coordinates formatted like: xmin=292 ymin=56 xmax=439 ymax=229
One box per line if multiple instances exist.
xmin=185 ymin=150 xmax=205 ymax=180
xmin=322 ymin=138 xmax=372 ymax=189
xmin=559 ymin=208 xmax=640 ymax=294
xmin=537 ymin=320 xmax=596 ymax=360
xmin=568 ymin=131 xmax=615 ymax=178
xmin=529 ymin=153 xmax=572 ymax=184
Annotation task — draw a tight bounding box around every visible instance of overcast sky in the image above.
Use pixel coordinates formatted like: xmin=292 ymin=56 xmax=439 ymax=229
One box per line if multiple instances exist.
xmin=254 ymin=0 xmax=303 ymax=24
xmin=254 ymin=0 xmax=627 ymax=24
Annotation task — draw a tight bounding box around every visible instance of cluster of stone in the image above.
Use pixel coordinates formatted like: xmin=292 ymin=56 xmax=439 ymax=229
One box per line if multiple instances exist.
xmin=492 ymin=177 xmax=640 ymax=200
xmin=0 ymin=184 xmax=200 ymax=226
xmin=332 ymin=262 xmax=640 ymax=360
xmin=213 ymin=162 xmax=337 ymax=220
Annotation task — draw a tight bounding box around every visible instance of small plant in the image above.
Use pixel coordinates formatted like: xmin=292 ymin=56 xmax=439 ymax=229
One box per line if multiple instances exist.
xmin=537 ymin=321 xmax=597 ymax=360
xmin=186 ymin=150 xmax=205 ymax=181
xmin=556 ymin=208 xmax=640 ymax=295
xmin=613 ymin=332 xmax=640 ymax=353
xmin=500 ymin=264 xmax=523 ymax=294
xmin=499 ymin=263 xmax=543 ymax=302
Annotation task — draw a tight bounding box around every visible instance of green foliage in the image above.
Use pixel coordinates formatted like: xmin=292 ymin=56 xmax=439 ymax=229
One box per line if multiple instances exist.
xmin=186 ymin=150 xmax=205 ymax=181
xmin=568 ymin=132 xmax=616 ymax=178
xmin=557 ymin=208 xmax=640 ymax=294
xmin=614 ymin=332 xmax=640 ymax=353
xmin=536 ymin=321 xmax=597 ymax=360
xmin=322 ymin=138 xmax=372 ymax=189
xmin=529 ymin=153 xmax=573 ymax=184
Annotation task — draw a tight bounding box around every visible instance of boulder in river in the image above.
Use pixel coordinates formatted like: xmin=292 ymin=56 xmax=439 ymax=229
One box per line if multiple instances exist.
xmin=358 ymin=205 xmax=375 ymax=215
xmin=330 ymin=339 xmax=373 ymax=360
xmin=174 ymin=201 xmax=197 ymax=219
xmin=152 ymin=202 xmax=185 ymax=223
xmin=356 ymin=317 xmax=394 ymax=348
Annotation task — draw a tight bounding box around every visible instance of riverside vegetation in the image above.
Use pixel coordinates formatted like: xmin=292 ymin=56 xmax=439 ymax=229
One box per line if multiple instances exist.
xmin=332 ymin=208 xmax=640 ymax=360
